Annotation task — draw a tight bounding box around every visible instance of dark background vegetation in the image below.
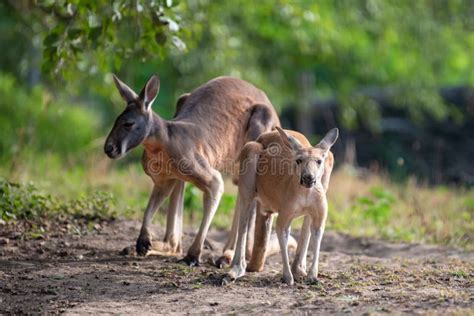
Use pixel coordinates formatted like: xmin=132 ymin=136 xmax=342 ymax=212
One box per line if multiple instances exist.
xmin=0 ymin=0 xmax=473 ymax=249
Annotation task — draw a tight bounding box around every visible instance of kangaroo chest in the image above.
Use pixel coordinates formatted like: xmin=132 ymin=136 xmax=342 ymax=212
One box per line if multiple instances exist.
xmin=141 ymin=148 xmax=175 ymax=181
xmin=256 ymin=179 xmax=324 ymax=218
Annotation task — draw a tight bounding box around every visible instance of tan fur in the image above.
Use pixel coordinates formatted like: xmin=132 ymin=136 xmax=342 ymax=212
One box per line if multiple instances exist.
xmin=106 ymin=76 xmax=279 ymax=264
xmin=142 ymin=77 xmax=278 ymax=187
xmin=224 ymin=127 xmax=337 ymax=285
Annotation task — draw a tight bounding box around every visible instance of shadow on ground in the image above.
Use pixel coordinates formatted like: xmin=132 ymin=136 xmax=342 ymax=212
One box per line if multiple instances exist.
xmin=1 ymin=220 xmax=472 ymax=314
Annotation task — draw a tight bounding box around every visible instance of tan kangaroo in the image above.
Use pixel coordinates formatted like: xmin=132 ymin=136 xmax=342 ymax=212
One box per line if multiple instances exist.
xmin=223 ymin=127 xmax=338 ymax=285
xmin=104 ymin=75 xmax=280 ymax=266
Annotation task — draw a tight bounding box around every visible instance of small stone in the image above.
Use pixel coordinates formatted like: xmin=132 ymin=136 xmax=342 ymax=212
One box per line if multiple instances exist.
xmin=119 ymin=246 xmax=134 ymax=256
xmin=52 ymin=274 xmax=65 ymax=280
xmin=42 ymin=288 xmax=58 ymax=295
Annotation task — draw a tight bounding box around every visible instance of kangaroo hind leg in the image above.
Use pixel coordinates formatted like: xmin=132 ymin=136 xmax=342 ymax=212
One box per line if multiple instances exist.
xmin=218 ymin=104 xmax=276 ymax=267
xmin=223 ymin=141 xmax=262 ymax=284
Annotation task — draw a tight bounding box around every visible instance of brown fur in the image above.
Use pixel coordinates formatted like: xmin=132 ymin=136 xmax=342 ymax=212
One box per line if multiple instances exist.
xmin=105 ymin=75 xmax=279 ymax=264
xmin=224 ymin=127 xmax=337 ymax=285
xmin=142 ymin=77 xmax=278 ymax=186
xmin=248 ymin=130 xmax=334 ymax=273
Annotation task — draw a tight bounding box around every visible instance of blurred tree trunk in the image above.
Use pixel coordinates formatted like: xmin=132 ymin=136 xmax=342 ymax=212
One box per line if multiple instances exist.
xmin=295 ymin=72 xmax=314 ymax=136
xmin=27 ymin=43 xmax=41 ymax=87
xmin=344 ymin=135 xmax=357 ymax=166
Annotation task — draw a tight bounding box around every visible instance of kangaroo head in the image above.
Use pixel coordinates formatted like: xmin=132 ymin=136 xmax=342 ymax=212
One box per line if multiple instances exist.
xmin=275 ymin=127 xmax=339 ymax=188
xmin=104 ymin=75 xmax=160 ymax=159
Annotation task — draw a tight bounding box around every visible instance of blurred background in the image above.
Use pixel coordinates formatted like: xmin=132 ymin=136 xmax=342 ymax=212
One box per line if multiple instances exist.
xmin=0 ymin=1 xmax=473 ymax=249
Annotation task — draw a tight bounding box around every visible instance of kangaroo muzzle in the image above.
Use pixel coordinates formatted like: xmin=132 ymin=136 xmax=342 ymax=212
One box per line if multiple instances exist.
xmin=104 ymin=141 xmax=121 ymax=159
xmin=300 ymin=174 xmax=316 ymax=188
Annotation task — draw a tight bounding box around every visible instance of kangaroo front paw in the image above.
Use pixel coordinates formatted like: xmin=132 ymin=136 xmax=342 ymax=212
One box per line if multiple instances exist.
xmin=136 ymin=235 xmax=152 ymax=256
xmin=178 ymin=254 xmax=200 ymax=267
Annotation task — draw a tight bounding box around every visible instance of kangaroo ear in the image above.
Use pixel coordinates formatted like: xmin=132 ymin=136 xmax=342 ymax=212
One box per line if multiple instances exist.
xmin=275 ymin=127 xmax=303 ymax=151
xmin=315 ymin=128 xmax=339 ymax=151
xmin=139 ymin=75 xmax=160 ymax=111
xmin=112 ymin=74 xmax=138 ymax=103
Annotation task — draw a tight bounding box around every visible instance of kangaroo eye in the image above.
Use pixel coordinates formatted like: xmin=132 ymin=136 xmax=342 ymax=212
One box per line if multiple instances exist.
xmin=296 ymin=158 xmax=302 ymax=164
xmin=123 ymin=121 xmax=135 ymax=129
xmin=316 ymin=159 xmax=322 ymax=165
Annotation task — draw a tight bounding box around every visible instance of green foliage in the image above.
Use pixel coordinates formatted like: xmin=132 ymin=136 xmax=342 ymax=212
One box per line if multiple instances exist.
xmin=0 ymin=179 xmax=116 ymax=223
xmin=164 ymin=0 xmax=474 ymax=126
xmin=218 ymin=193 xmax=237 ymax=215
xmin=1 ymin=1 xmax=473 ymax=250
xmin=21 ymin=0 xmax=185 ymax=78
xmin=451 ymin=270 xmax=468 ymax=278
xmin=214 ymin=192 xmax=237 ymax=229
xmin=330 ymin=184 xmax=412 ymax=242
xmin=183 ymin=184 xmax=201 ymax=213
xmin=59 ymin=191 xmax=117 ymax=222
xmin=5 ymin=1 xmax=474 ymax=128
xmin=328 ymin=170 xmax=474 ymax=249
xmin=354 ymin=186 xmax=396 ymax=225
xmin=183 ymin=183 xmax=236 ymax=229
xmin=1 ymin=180 xmax=51 ymax=222
xmin=0 ymin=73 xmax=100 ymax=164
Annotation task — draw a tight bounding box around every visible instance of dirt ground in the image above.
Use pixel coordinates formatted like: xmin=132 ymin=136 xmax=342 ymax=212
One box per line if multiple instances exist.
xmin=1 ymin=219 xmax=472 ymax=314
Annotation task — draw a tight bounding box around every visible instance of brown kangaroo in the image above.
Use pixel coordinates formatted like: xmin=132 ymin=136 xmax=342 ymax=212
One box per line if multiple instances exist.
xmin=104 ymin=75 xmax=279 ymax=266
xmin=223 ymin=127 xmax=338 ymax=285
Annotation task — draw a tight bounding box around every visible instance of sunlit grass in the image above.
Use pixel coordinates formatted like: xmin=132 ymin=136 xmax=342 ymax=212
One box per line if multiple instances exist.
xmin=2 ymin=153 xmax=473 ymax=250
xmin=327 ymin=166 xmax=473 ymax=249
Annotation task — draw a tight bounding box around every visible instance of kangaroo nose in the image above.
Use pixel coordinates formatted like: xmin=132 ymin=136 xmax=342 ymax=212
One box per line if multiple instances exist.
xmin=105 ymin=143 xmax=114 ymax=155
xmin=301 ymin=174 xmax=315 ymax=187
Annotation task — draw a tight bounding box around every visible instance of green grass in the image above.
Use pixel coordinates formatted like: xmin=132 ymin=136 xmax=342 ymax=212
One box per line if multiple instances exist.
xmin=1 ymin=70 xmax=472 ymax=249
xmin=327 ymin=166 xmax=473 ymax=249
xmin=451 ymin=270 xmax=468 ymax=278
xmin=1 ymin=153 xmax=473 ymax=250
xmin=0 ymin=177 xmax=117 ymax=239
xmin=0 ymin=179 xmax=116 ymax=222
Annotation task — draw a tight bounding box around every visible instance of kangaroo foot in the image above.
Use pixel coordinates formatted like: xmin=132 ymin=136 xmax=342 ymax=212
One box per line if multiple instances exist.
xmin=282 ymin=273 xmax=295 ymax=286
xmin=214 ymin=255 xmax=231 ymax=269
xmin=306 ymin=276 xmax=320 ymax=285
xmin=219 ymin=271 xmax=238 ymax=286
xmin=147 ymin=241 xmax=182 ymax=257
xmin=178 ymin=254 xmax=200 ymax=267
xmin=219 ymin=274 xmax=234 ymax=286
xmin=221 ymin=264 xmax=246 ymax=286
xmin=292 ymin=266 xmax=307 ymax=283
xmin=136 ymin=235 xmax=152 ymax=256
